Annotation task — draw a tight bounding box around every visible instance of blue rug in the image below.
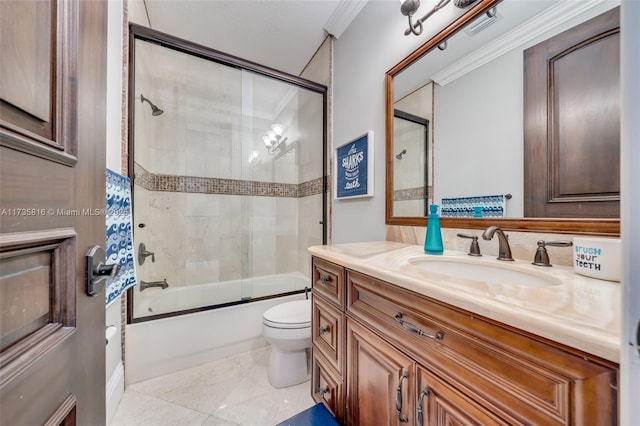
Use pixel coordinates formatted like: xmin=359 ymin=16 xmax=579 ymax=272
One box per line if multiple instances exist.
xmin=276 ymin=403 xmax=339 ymax=426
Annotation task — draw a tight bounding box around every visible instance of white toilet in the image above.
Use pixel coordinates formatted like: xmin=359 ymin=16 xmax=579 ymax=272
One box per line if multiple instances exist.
xmin=262 ymin=299 xmax=311 ymax=389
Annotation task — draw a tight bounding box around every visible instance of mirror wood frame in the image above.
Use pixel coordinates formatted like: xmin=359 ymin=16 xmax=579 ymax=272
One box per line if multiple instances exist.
xmin=385 ymin=0 xmax=619 ymax=236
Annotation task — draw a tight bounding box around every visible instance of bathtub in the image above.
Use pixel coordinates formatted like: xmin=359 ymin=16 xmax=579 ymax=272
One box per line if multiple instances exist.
xmin=126 ymin=272 xmax=309 ymax=384
xmin=134 ymin=272 xmax=309 ymax=317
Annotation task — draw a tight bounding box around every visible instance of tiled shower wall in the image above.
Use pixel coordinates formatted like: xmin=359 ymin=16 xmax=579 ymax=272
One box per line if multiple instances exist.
xmin=132 ymin=38 xmax=326 ymax=291
xmin=134 ymin=174 xmax=322 ymax=289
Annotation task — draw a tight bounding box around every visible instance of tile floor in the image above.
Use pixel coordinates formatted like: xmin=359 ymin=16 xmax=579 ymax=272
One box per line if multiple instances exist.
xmin=110 ymin=346 xmax=315 ymax=426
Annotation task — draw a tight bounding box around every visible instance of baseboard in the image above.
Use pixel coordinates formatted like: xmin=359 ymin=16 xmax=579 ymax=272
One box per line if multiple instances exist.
xmin=106 ymin=361 xmax=125 ymax=425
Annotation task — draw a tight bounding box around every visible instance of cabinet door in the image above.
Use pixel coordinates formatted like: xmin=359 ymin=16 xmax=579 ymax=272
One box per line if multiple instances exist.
xmin=416 ymin=367 xmax=510 ymax=426
xmin=347 ymin=319 xmax=414 ymax=426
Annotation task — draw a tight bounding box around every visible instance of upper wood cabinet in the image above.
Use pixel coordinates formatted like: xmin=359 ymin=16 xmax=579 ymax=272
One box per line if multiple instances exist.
xmin=524 ymin=7 xmax=620 ymax=218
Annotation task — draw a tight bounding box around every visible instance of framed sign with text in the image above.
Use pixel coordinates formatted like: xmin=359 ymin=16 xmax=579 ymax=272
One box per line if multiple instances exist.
xmin=334 ymin=131 xmax=374 ymax=200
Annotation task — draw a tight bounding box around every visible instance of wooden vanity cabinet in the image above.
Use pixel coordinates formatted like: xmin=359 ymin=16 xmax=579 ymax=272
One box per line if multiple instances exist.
xmin=345 ymin=269 xmax=618 ymax=426
xmin=309 ymin=256 xmax=618 ymax=425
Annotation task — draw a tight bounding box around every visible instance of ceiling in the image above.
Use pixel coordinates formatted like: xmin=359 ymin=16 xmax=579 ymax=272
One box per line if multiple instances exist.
xmin=144 ymin=0 xmax=368 ymax=76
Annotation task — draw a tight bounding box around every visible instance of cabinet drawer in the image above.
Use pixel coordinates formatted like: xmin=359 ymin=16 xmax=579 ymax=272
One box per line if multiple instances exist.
xmin=312 ymin=294 xmax=345 ymax=375
xmin=346 ymin=269 xmax=617 ymax=425
xmin=312 ymin=257 xmax=345 ymax=309
xmin=312 ymin=350 xmax=344 ymax=424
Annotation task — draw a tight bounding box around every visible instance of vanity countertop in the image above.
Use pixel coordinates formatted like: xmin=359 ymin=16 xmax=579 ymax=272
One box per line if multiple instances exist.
xmin=309 ymin=242 xmax=620 ymax=363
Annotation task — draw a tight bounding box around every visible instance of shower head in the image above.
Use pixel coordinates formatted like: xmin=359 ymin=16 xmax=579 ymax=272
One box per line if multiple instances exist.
xmin=140 ymin=94 xmax=164 ymax=116
xmin=396 ymin=149 xmax=407 ymax=160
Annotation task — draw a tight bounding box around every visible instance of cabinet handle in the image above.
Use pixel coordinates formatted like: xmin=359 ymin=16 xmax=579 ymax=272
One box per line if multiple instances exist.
xmin=319 ymin=325 xmax=330 ymax=336
xmin=319 ymin=274 xmax=332 ymax=285
xmin=395 ymin=313 xmax=444 ymax=340
xmin=318 ymin=386 xmax=329 ymax=397
xmin=395 ymin=371 xmax=409 ymax=423
xmin=417 ymin=388 xmax=430 ymax=426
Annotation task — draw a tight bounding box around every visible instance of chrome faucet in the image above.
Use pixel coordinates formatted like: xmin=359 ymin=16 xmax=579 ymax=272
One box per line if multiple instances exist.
xmin=140 ymin=279 xmax=169 ymax=291
xmin=481 ymin=226 xmax=514 ymax=261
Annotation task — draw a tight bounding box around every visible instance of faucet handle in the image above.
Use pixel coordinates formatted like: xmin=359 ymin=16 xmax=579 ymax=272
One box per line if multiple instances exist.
xmin=456 ymin=233 xmax=482 ymax=257
xmin=532 ymin=240 xmax=573 ymax=267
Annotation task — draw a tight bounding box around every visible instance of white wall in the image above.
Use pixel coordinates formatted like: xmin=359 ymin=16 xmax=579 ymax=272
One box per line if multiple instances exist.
xmin=105 ymin=1 xmax=125 ymax=424
xmin=332 ymin=1 xmax=432 ymax=243
xmin=434 ymin=49 xmax=523 ymax=216
xmin=620 ymin=2 xmax=640 ymax=424
xmin=104 ymin=1 xmax=151 ymax=423
xmin=128 ymin=0 xmax=150 ymax=27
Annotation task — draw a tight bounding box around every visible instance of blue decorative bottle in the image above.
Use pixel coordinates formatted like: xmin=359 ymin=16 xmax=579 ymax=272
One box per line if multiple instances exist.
xmin=424 ymin=204 xmax=444 ymax=255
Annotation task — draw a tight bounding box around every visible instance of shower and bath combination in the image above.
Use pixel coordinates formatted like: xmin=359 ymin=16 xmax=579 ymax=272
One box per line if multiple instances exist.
xmin=140 ymin=94 xmax=164 ymax=116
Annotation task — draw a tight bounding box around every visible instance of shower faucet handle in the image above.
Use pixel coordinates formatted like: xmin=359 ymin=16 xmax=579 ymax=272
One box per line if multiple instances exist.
xmin=138 ymin=242 xmax=155 ymax=265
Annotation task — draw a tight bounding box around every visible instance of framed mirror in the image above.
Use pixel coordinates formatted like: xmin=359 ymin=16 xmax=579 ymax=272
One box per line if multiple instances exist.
xmin=385 ymin=0 xmax=620 ymax=236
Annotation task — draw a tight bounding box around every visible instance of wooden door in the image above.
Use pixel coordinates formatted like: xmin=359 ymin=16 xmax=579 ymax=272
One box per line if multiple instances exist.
xmin=524 ymin=7 xmax=620 ymax=218
xmin=346 ymin=319 xmax=414 ymax=426
xmin=0 ymin=1 xmax=107 ymax=424
xmin=416 ymin=367 xmax=510 ymax=426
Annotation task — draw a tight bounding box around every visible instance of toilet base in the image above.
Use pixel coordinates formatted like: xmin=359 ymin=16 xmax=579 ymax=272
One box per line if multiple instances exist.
xmin=267 ymin=347 xmax=310 ymax=389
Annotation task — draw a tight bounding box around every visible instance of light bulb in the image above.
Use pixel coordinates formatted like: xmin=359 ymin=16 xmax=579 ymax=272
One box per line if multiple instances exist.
xmin=267 ymin=130 xmax=277 ymax=141
xmin=263 ymin=136 xmax=272 ymax=147
xmin=270 ymin=124 xmax=284 ymax=136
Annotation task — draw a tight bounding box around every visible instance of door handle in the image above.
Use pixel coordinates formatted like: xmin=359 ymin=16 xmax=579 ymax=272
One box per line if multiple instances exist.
xmin=86 ymin=245 xmax=120 ymax=296
xmin=636 ymin=320 xmax=640 ymax=356
xmin=396 ymin=371 xmax=409 ymax=423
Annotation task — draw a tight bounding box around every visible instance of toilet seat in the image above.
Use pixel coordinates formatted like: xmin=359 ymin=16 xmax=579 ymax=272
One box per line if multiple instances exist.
xmin=263 ymin=299 xmax=311 ymax=329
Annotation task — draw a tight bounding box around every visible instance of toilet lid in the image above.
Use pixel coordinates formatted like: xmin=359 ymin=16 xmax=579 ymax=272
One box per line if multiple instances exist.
xmin=263 ymin=299 xmax=311 ymax=329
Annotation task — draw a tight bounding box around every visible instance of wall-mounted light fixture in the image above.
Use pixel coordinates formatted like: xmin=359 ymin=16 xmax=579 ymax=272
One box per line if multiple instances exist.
xmin=400 ymin=0 xmax=480 ymax=36
xmin=248 ymin=151 xmax=260 ymax=164
xmin=263 ymin=123 xmax=288 ymax=156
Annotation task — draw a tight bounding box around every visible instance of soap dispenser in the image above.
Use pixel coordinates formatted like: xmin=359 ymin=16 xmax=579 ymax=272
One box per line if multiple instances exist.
xmin=425 ymin=204 xmax=444 ymax=255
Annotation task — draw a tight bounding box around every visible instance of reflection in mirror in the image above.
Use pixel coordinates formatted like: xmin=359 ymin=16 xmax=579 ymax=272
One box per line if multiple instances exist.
xmin=392 ymin=82 xmax=433 ymax=217
xmin=386 ymin=0 xmax=620 ymax=235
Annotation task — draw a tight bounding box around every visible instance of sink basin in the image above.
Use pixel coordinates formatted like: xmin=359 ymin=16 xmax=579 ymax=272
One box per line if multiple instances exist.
xmin=407 ymin=257 xmax=561 ymax=288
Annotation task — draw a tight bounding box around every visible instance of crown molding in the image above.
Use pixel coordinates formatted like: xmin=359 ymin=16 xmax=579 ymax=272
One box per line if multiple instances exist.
xmin=432 ymin=0 xmax=617 ymax=86
xmin=324 ymin=0 xmax=368 ymax=39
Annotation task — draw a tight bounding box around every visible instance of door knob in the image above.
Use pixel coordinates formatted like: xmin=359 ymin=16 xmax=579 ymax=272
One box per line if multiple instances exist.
xmin=86 ymin=245 xmax=120 ymax=296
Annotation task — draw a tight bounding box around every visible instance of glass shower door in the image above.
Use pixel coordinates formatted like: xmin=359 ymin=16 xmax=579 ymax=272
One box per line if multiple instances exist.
xmin=130 ymin=32 xmax=325 ymax=321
